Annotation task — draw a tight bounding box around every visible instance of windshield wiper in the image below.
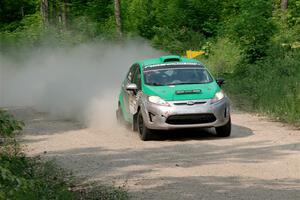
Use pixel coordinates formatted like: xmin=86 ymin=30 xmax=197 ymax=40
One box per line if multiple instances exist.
xmin=150 ymin=83 xmax=164 ymax=86
xmin=167 ymin=82 xmax=203 ymax=85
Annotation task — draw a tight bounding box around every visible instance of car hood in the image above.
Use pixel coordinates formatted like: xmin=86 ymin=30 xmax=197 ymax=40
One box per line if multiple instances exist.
xmin=143 ymin=82 xmax=219 ymax=101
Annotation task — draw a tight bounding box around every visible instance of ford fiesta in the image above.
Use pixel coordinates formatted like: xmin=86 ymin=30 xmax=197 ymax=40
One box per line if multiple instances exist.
xmin=116 ymin=55 xmax=231 ymax=140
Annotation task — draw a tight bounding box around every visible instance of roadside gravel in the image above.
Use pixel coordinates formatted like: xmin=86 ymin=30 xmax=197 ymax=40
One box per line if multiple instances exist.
xmin=15 ymin=108 xmax=300 ymax=200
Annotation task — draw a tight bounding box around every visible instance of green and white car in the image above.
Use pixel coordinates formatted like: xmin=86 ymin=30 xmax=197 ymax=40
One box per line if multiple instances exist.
xmin=116 ymin=55 xmax=231 ymax=140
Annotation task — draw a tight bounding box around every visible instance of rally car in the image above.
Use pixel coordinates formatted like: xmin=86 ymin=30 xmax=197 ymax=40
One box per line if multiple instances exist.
xmin=116 ymin=55 xmax=231 ymax=140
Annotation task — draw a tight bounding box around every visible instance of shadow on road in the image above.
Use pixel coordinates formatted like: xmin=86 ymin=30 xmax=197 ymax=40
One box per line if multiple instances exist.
xmin=45 ymin=139 xmax=300 ymax=199
xmin=149 ymin=124 xmax=253 ymax=141
xmin=129 ymin=176 xmax=300 ymax=200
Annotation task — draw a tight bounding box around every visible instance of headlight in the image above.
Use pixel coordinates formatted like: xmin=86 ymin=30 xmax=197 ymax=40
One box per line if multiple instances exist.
xmin=148 ymin=96 xmax=170 ymax=106
xmin=211 ymin=90 xmax=225 ymax=104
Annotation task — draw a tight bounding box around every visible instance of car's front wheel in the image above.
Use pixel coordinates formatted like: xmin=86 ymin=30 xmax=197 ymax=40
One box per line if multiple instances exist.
xmin=215 ymin=117 xmax=231 ymax=137
xmin=137 ymin=110 xmax=152 ymax=141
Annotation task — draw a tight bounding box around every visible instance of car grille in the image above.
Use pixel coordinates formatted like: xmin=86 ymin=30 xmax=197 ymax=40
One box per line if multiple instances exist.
xmin=166 ymin=114 xmax=216 ymax=125
xmin=173 ymin=101 xmax=207 ymax=106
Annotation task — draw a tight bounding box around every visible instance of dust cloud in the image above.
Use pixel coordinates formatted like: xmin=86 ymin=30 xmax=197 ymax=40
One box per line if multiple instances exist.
xmin=0 ymin=40 xmax=162 ymax=128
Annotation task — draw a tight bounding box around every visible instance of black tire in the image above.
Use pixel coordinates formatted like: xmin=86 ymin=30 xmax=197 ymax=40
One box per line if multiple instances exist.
xmin=215 ymin=117 xmax=231 ymax=137
xmin=137 ymin=110 xmax=151 ymax=141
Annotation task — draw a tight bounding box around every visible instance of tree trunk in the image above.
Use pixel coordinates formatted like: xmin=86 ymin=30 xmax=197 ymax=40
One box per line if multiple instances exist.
xmin=41 ymin=0 xmax=49 ymax=27
xmin=52 ymin=0 xmax=57 ymax=25
xmin=114 ymin=0 xmax=122 ymax=38
xmin=281 ymin=0 xmax=288 ymax=11
xmin=21 ymin=6 xmax=24 ymax=17
xmin=62 ymin=0 xmax=68 ymax=29
xmin=58 ymin=1 xmax=62 ymax=25
xmin=20 ymin=0 xmax=24 ymax=17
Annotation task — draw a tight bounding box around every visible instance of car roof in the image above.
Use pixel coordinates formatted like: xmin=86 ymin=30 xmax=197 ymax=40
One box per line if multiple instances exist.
xmin=137 ymin=55 xmax=204 ymax=69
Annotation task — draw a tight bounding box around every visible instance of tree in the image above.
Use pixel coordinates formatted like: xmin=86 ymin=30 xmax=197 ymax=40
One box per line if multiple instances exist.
xmin=52 ymin=0 xmax=57 ymax=25
xmin=231 ymin=0 xmax=275 ymax=63
xmin=114 ymin=0 xmax=122 ymax=38
xmin=281 ymin=0 xmax=288 ymax=11
xmin=41 ymin=0 xmax=49 ymax=26
xmin=62 ymin=0 xmax=68 ymax=29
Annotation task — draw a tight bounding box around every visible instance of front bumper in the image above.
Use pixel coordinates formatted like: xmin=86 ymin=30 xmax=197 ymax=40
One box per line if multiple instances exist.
xmin=141 ymin=97 xmax=230 ymax=130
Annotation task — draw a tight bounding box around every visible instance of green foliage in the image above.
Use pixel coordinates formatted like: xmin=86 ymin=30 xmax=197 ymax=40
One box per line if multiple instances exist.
xmin=202 ymin=38 xmax=241 ymax=76
xmin=0 ymin=0 xmax=117 ymax=49
xmin=122 ymin=0 xmax=224 ymax=51
xmin=0 ymin=13 xmax=43 ymax=50
xmin=68 ymin=0 xmax=115 ymax=39
xmin=70 ymin=0 xmax=113 ymax=21
xmin=152 ymin=26 xmax=205 ymax=53
xmin=0 ymin=0 xmax=299 ymax=124
xmin=181 ymin=0 xmax=222 ymax=37
xmin=285 ymin=0 xmax=300 ymax=26
xmin=122 ymin=0 xmax=157 ymax=39
xmin=0 ymin=110 xmax=24 ymax=138
xmin=0 ymin=111 xmax=128 ymax=200
xmin=0 ymin=0 xmax=38 ymax=30
xmin=227 ymin=46 xmax=300 ymax=124
xmin=0 ymin=111 xmax=70 ymax=199
xmin=0 ymin=151 xmax=75 ymax=200
xmin=229 ymin=0 xmax=275 ymax=64
xmin=0 ymin=151 xmax=129 ymax=200
xmin=0 ymin=2 xmax=299 ymax=199
xmin=222 ymin=1 xmax=300 ymax=124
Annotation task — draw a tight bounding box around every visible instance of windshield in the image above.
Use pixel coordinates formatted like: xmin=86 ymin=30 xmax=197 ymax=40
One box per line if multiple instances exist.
xmin=143 ymin=67 xmax=213 ymax=86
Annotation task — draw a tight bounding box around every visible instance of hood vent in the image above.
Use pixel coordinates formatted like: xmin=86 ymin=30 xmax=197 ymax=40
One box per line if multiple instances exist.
xmin=160 ymin=55 xmax=181 ymax=63
xmin=164 ymin=58 xmax=180 ymax=62
xmin=176 ymin=89 xmax=201 ymax=95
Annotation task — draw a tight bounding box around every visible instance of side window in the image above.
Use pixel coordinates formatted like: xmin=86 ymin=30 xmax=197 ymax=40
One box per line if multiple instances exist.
xmin=127 ymin=64 xmax=137 ymax=82
xmin=132 ymin=66 xmax=142 ymax=90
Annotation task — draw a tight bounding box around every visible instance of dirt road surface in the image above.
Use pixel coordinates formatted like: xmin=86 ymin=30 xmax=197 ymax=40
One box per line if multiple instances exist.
xmin=15 ymin=108 xmax=300 ymax=200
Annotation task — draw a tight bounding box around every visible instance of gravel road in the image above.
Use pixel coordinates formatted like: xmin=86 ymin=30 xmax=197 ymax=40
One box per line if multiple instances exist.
xmin=15 ymin=108 xmax=300 ymax=200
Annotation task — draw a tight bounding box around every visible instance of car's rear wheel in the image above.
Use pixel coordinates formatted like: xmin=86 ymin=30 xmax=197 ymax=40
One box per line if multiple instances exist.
xmin=137 ymin=110 xmax=151 ymax=141
xmin=215 ymin=117 xmax=231 ymax=137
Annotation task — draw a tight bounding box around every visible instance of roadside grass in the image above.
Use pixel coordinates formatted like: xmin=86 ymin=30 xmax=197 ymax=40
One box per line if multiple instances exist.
xmin=226 ymin=49 xmax=300 ymax=126
xmin=202 ymin=38 xmax=241 ymax=76
xmin=0 ymin=110 xmax=129 ymax=200
xmin=200 ymin=38 xmax=300 ymax=127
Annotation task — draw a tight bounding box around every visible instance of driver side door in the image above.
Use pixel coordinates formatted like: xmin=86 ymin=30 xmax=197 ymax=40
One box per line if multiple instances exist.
xmin=128 ymin=65 xmax=142 ymax=116
xmin=123 ymin=64 xmax=139 ymax=118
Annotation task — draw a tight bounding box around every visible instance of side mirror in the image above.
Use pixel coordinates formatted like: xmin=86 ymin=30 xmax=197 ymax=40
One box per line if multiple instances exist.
xmin=216 ymin=78 xmax=225 ymax=87
xmin=126 ymin=83 xmax=138 ymax=91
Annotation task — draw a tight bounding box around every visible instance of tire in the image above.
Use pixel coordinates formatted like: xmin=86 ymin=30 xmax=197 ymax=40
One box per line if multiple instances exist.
xmin=215 ymin=117 xmax=231 ymax=137
xmin=137 ymin=110 xmax=151 ymax=141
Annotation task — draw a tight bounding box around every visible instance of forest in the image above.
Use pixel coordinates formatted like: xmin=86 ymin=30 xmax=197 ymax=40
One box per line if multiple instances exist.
xmin=0 ymin=0 xmax=300 ymax=199
xmin=1 ymin=0 xmax=299 ymax=123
